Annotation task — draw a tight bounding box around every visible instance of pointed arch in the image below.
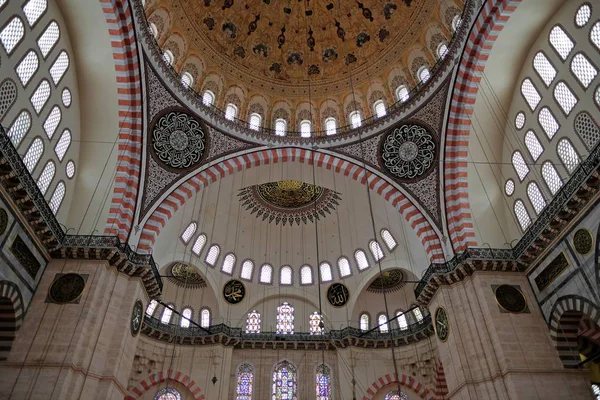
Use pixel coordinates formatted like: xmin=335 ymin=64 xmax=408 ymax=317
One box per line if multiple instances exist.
xmin=124 ymin=369 xmax=205 ymax=400
xmin=361 ymin=372 xmax=436 ymax=400
xmin=0 ymin=281 xmax=25 ymax=361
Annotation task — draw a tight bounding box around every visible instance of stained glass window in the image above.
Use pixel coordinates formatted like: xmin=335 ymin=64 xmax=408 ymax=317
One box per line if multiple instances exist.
xmin=300 ymin=265 xmax=313 ymax=284
xmin=246 ymin=310 xmax=261 ymax=333
xmin=276 ymin=302 xmax=294 ymax=334
xmin=200 ymin=308 xmax=210 ymax=328
xmin=384 ymin=390 xmax=408 ymax=400
xmin=360 ymin=313 xmax=369 ymax=331
xmin=378 ymin=314 xmax=389 ymax=333
xmin=316 ymin=364 xmax=332 ymax=400
xmin=272 ymin=360 xmax=297 ymax=400
xmin=154 ymin=388 xmax=181 ymax=400
xmin=309 ymin=311 xmax=323 ymax=335
xmin=236 ymin=363 xmax=254 ymax=400
xmin=180 ymin=308 xmax=192 ymax=328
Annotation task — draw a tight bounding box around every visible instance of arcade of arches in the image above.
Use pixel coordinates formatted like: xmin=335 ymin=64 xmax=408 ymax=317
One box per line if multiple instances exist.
xmin=1 ymin=0 xmax=600 ymax=399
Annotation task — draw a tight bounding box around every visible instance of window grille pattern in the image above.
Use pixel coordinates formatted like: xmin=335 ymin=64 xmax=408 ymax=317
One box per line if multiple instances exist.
xmin=549 ymin=25 xmax=574 ymax=60
xmin=1 ymin=17 xmax=25 ymax=54
xmin=240 ymin=260 xmax=254 ymax=280
xmin=221 ymin=253 xmax=235 ymax=274
xmin=23 ymin=138 xmax=44 ymax=172
xmin=418 ymin=67 xmax=430 ymax=83
xmin=16 ymin=51 xmax=39 ymax=86
xmin=49 ymin=51 xmax=69 ymax=85
xmin=202 ymin=90 xmax=214 ymax=106
xmin=414 ymin=307 xmax=424 ymax=322
xmin=524 ymin=130 xmax=544 ymax=161
xmin=180 ymin=308 xmax=192 ymax=328
xmin=146 ymin=300 xmax=158 ymax=316
xmin=36 ymin=160 xmax=54 ymax=195
xmin=592 ymin=22 xmax=600 ymax=51
xmin=542 ymin=162 xmax=563 ymax=195
xmin=300 ymin=120 xmax=311 ymax=137
xmin=355 ymin=250 xmax=369 ymax=270
xmin=200 ymin=308 xmax=210 ymax=328
xmin=350 ymin=111 xmax=361 ymax=128
xmin=310 ymin=312 xmax=323 ymax=335
xmin=272 ymin=361 xmax=297 ymax=399
xmin=515 ymin=112 xmax=525 ymax=130
xmin=554 ymin=82 xmax=578 ymax=115
xmin=315 ymin=364 xmax=331 ymax=400
xmin=374 ymin=100 xmax=386 ymax=118
xmin=574 ymin=111 xmax=600 ymax=149
xmin=205 ymin=245 xmax=220 ymax=266
xmin=538 ymin=107 xmax=559 ymax=139
xmin=505 ymin=179 xmax=515 ymax=196
xmin=557 ymin=139 xmax=580 ymax=172
xmin=23 ymin=0 xmax=47 ymax=26
xmin=512 ymin=151 xmax=529 ymax=181
xmin=225 ymin=104 xmax=237 ymax=120
xmin=452 ymin=15 xmax=462 ymax=32
xmin=378 ymin=314 xmax=389 ymax=333
xmin=7 ymin=111 xmax=31 ymax=147
xmin=514 ymin=200 xmax=531 ymax=231
xmin=260 ymin=264 xmax=273 ymax=284
xmin=592 ymin=383 xmax=600 ymax=400
xmin=245 ymin=311 xmax=260 ymax=333
xmin=162 ymin=51 xmax=173 ymax=65
xmin=43 ymin=106 xmax=61 ymax=138
xmin=62 ymin=88 xmax=71 ymax=106
xmin=570 ymin=53 xmax=597 ymax=89
xmin=30 ymin=79 xmax=51 ymax=114
xmin=338 ymin=257 xmax=351 ymax=277
xmin=381 ymin=229 xmax=397 ymax=250
xmin=575 ymin=4 xmax=591 ymax=27
xmin=300 ymin=265 xmax=313 ymax=284
xmin=181 ymin=72 xmax=193 ymax=88
xmin=249 ymin=113 xmax=261 ymax=130
xmin=369 ymin=240 xmax=384 ymax=261
xmin=276 ymin=302 xmax=294 ymax=334
xmin=280 ymin=266 xmax=292 ymax=285
xmin=532 ymin=52 xmax=556 ymax=87
xmin=160 ymin=304 xmax=173 ymax=324
xmin=437 ymin=43 xmax=448 ymax=59
xmin=275 ymin=119 xmax=286 ymax=136
xmin=521 ymin=79 xmax=541 ymax=110
xmin=236 ymin=364 xmax=254 ymax=400
xmin=325 ymin=118 xmax=336 ymax=135
xmin=37 ymin=21 xmax=59 ymax=57
xmin=192 ymin=234 xmax=207 ymax=255
xmin=180 ymin=222 xmax=197 ymax=243
xmin=527 ymin=182 xmax=546 ymax=215
xmin=396 ymin=311 xmax=408 ymax=330
xmin=360 ymin=313 xmax=369 ymax=331
xmin=319 ymin=262 xmax=333 ymax=282
xmin=396 ymin=86 xmax=409 ymax=102
xmin=65 ymin=160 xmax=75 ymax=178
xmin=54 ymin=129 xmax=71 ymax=161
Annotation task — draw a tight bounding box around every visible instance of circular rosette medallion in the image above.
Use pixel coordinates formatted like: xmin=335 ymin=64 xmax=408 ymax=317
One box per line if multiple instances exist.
xmin=151 ymin=110 xmax=206 ymax=170
xmin=494 ymin=285 xmax=527 ymax=313
xmin=49 ymin=273 xmax=86 ymax=304
xmin=381 ymin=124 xmax=436 ymax=180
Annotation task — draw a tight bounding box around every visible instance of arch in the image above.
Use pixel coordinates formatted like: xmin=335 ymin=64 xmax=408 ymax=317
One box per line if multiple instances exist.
xmin=361 ymin=372 xmax=436 ymax=400
xmin=138 ymin=149 xmax=445 ymax=262
xmin=548 ymin=294 xmax=600 ymax=368
xmin=444 ymin=0 xmax=521 ymax=253
xmin=102 ymin=0 xmax=143 ymax=242
xmin=124 ymin=369 xmax=205 ymax=400
xmin=0 ymin=281 xmax=25 ymax=361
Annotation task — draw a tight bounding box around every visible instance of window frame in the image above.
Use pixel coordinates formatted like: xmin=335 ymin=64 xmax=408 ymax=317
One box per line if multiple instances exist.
xmin=570 ymin=52 xmax=598 ymax=90
xmin=532 ymin=50 xmax=557 ymax=88
xmin=240 ymin=259 xmax=254 ymax=281
xmin=548 ymin=24 xmax=575 ymax=62
xmin=15 ymin=49 xmax=40 ymax=88
xmin=300 ymin=264 xmax=313 ymax=286
xmin=180 ymin=221 xmax=197 ymax=244
xmin=0 ymin=16 xmax=26 ymax=55
xmin=279 ymin=265 xmax=293 ymax=286
xmin=36 ymin=19 xmax=60 ymax=60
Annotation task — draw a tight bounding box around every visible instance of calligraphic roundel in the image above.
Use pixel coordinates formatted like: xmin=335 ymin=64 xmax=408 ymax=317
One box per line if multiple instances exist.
xmin=327 ymin=283 xmax=350 ymax=307
xmin=223 ymin=279 xmax=246 ymax=305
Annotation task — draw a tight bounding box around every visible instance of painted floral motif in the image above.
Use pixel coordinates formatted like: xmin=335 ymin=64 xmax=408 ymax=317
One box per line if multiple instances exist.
xmin=151 ymin=111 xmax=205 ymax=170
xmin=381 ymin=124 xmax=435 ymax=180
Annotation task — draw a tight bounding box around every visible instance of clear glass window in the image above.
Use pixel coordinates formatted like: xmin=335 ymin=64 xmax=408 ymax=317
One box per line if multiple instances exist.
xmin=30 ymin=79 xmax=51 ymax=114
xmin=549 ymin=25 xmax=574 ymax=60
xmin=300 ymin=265 xmax=313 ymax=284
xmin=160 ymin=304 xmax=173 ymax=324
xmin=259 ymin=264 xmax=273 ymax=284
xmin=512 ymin=151 xmax=530 ymax=181
xmin=452 ymin=15 xmax=462 ymax=32
xmin=49 ymin=51 xmax=69 ymax=85
xmin=54 ymin=129 xmax=71 ymax=161
xmin=240 ymin=260 xmax=254 ymax=280
xmin=221 ymin=253 xmax=235 ymax=274
xmin=381 ymin=229 xmax=397 ymax=250
xmin=374 ymin=100 xmax=386 ymax=118
xmin=1 ymin=17 xmax=25 ymax=54
xmin=527 ymin=182 xmax=546 ymax=215
xmin=418 ymin=67 xmax=430 ymax=83
xmin=181 ymin=72 xmax=193 ymax=88
xmin=36 ymin=161 xmax=55 ymax=195
xmin=349 ymin=111 xmax=362 ymax=128
xmin=542 ymin=162 xmax=563 ymax=195
xmin=355 ymin=250 xmax=369 ymax=270
xmin=319 ymin=262 xmax=333 ymax=282
xmin=37 ymin=21 xmax=59 ymax=58
xmin=557 ymin=139 xmax=580 ymax=173
xmin=225 ymin=103 xmax=237 ymax=120
xmin=7 ymin=111 xmax=31 ymax=148
xmin=61 ymin=88 xmax=71 ymax=107
xmin=378 ymin=314 xmax=389 ymax=333
xmin=575 ymin=4 xmax=591 ymax=27
xmin=180 ymin=222 xmax=197 ymax=243
xmin=538 ymin=107 xmax=559 ymax=139
xmin=414 ymin=307 xmax=424 ymax=322
xmin=280 ymin=265 xmax=292 ymax=285
xmin=532 ymin=52 xmax=556 ymax=87
xmin=16 ymin=50 xmax=39 ymax=86
xmin=396 ymin=311 xmax=408 ymax=330
xmin=162 ymin=50 xmax=173 ymax=65
xmin=338 ymin=257 xmax=351 ymax=277
xmin=300 ymin=119 xmax=312 ymax=137
xmin=437 ymin=43 xmax=448 ymax=59
xmin=505 ymin=179 xmax=515 ymax=196
xmin=396 ymin=85 xmax=409 ymax=103
xmin=65 ymin=160 xmax=75 ymax=178
xmin=249 ymin=113 xmax=261 ymax=131
xmin=23 ymin=0 xmax=47 ymax=26
xmin=369 ymin=240 xmax=384 ymax=261
xmin=200 ymin=308 xmax=210 ymax=328
xmin=360 ymin=313 xmax=369 ymax=331
xmin=23 ymin=138 xmax=44 ymax=172
xmin=592 ymin=22 xmax=600 ymax=52
xmin=515 ymin=112 xmax=525 ymax=130
xmin=43 ymin=106 xmax=61 ymax=139
xmin=202 ymin=90 xmax=215 ymax=106
xmin=524 ymin=130 xmax=544 ymax=161
xmin=570 ymin=53 xmax=597 ymax=89
xmin=521 ymin=78 xmax=541 ymax=111
xmin=205 ymin=244 xmax=220 ymax=266
xmin=514 ymin=200 xmax=531 ymax=231
xmin=180 ymin=308 xmax=192 ymax=328
xmin=275 ymin=118 xmax=287 ymax=136
xmin=325 ymin=117 xmax=337 ymax=135
xmin=192 ymin=234 xmax=207 ymax=255
xmin=145 ymin=299 xmax=158 ymax=316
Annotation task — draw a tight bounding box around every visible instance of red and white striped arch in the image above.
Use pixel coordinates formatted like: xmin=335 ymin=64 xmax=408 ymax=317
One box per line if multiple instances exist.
xmin=101 ymin=0 xmax=143 ymax=242
xmin=137 ymin=148 xmax=446 ymax=262
xmin=362 ymin=372 xmax=437 ymax=400
xmin=125 ymin=369 xmax=205 ymax=400
xmin=445 ymin=0 xmax=522 ymax=253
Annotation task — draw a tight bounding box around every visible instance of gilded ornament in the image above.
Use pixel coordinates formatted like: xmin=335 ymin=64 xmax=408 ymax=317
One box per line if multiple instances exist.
xmin=381 ymin=124 xmax=435 ymax=180
xmin=169 ymin=262 xmax=207 ymax=288
xmin=366 ymin=269 xmax=405 ymax=293
xmin=223 ymin=279 xmax=246 ymax=305
xmin=151 ymin=111 xmax=206 ymax=170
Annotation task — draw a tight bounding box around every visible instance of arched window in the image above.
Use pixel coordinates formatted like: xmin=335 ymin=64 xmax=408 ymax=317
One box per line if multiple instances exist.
xmin=23 ymin=137 xmax=44 ymax=172
xmin=154 ymin=388 xmax=181 ymax=400
xmin=373 ymin=100 xmax=386 ymax=118
xmin=249 ymin=113 xmax=261 ymax=130
xmin=418 ymin=67 xmax=430 ymax=83
xmin=162 ymin=50 xmax=173 ymax=65
xmin=192 ymin=234 xmax=207 ymax=255
xmin=31 ymin=79 xmax=51 ymax=114
xmin=149 ymin=23 xmax=158 ymax=38
xmin=54 ymin=129 xmax=71 ymax=161
xmin=549 ymin=25 xmax=574 ymax=60
xmin=181 ymin=72 xmax=193 ymax=88
xmin=49 ymin=51 xmax=69 ymax=84
xmin=160 ymin=304 xmax=173 ymax=324
xmin=380 ymin=229 xmax=397 ymax=250
xmin=7 ymin=111 xmax=31 ymax=147
xmin=378 ymin=314 xmax=389 ymax=333
xmin=49 ymin=182 xmax=65 ymax=214
xmin=553 ymin=81 xmax=577 ymax=115
xmin=557 ymin=138 xmax=580 ymax=173
xmin=280 ymin=265 xmax=292 ymax=285
xmin=180 ymin=222 xmax=197 ymax=244
xmin=538 ymin=107 xmax=559 ymax=139
xmin=43 ymin=106 xmax=61 ymax=139
xmin=276 ymin=302 xmax=294 ymax=334
xmin=355 ymin=250 xmax=369 ymax=270
xmin=592 ymin=22 xmax=600 ymax=51
xmin=524 ymin=130 xmax=544 ymax=161
xmin=533 ymin=52 xmax=556 ymax=87
xmin=225 ymin=103 xmax=238 ymax=120
xmin=275 ymin=118 xmax=287 ymax=136
xmin=437 ymin=43 xmax=448 ymax=59
xmin=205 ymin=244 xmax=220 ymax=266
xmin=300 ymin=265 xmax=313 ymax=284
xmin=571 ymin=53 xmax=597 ymax=89
xmin=349 ymin=111 xmax=362 ymax=128
xmin=512 ymin=151 xmax=529 ymax=181
xmin=316 ymin=364 xmax=332 ymax=400
xmin=396 ymin=311 xmax=408 ymax=330
xmin=23 ymin=0 xmax=47 ymax=26
xmin=180 ymin=308 xmax=192 ymax=328
xmin=309 ymin=311 xmax=323 ymax=335
xmin=337 ymin=257 xmax=351 ymax=278
xmin=240 ymin=260 xmax=254 ymax=280
xmin=65 ymin=160 xmax=75 ymax=179
xmin=575 ymin=4 xmax=591 ymax=27
xmin=16 ymin=50 xmax=39 ymax=86
xmin=527 ymin=182 xmax=546 ymax=215
xmin=37 ymin=160 xmax=55 ymax=195
xmin=395 ymin=85 xmax=409 ymax=103
xmin=1 ymin=17 xmax=25 ymax=54
xmin=200 ymin=308 xmax=210 ymax=328
xmin=385 ymin=390 xmax=408 ymax=400
xmin=221 ymin=253 xmax=236 ymax=274
xmin=521 ymin=78 xmax=541 ymax=111
xmin=514 ymin=200 xmax=531 ymax=231
xmin=300 ymin=119 xmax=312 ymax=138
xmin=245 ymin=310 xmax=261 ymax=333
xmin=414 ymin=307 xmax=424 ymax=323
xmin=359 ymin=313 xmax=369 ymax=331
xmin=451 ymin=15 xmax=462 ymax=32
xmin=146 ymin=299 xmax=158 ymax=316
xmin=325 ymin=117 xmax=337 ymax=135
xmin=272 ymin=361 xmax=297 ymax=399
xmin=319 ymin=262 xmax=333 ymax=283
xmin=369 ymin=240 xmax=384 ymax=261
xmin=541 ymin=162 xmax=563 ymax=195
xmin=236 ymin=363 xmax=254 ymax=400
xmin=202 ymin=90 xmax=215 ymax=106
xmin=259 ymin=264 xmax=273 ymax=284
